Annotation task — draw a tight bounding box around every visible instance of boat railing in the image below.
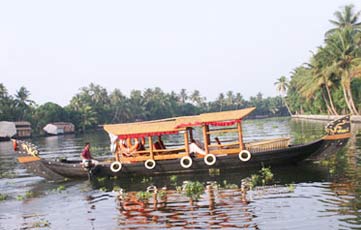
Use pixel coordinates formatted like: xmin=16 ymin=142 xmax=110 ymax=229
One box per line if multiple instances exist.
xmin=245 ymin=137 xmax=290 ymax=153
xmin=118 ymin=147 xmax=187 ymax=163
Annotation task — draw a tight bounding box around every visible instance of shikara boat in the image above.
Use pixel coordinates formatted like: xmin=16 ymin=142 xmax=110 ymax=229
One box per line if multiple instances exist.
xmin=12 ymin=107 xmax=351 ymax=180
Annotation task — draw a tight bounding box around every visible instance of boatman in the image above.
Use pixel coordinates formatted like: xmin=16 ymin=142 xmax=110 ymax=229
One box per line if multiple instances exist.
xmin=81 ymin=142 xmax=99 ymax=167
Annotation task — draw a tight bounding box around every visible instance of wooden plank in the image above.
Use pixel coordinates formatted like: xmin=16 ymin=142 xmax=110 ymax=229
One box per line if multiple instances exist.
xmin=208 ymin=142 xmax=240 ymax=148
xmin=122 ymin=153 xmax=188 ymax=162
xmin=133 ymin=147 xmax=185 ymax=155
xmin=154 ymin=153 xmax=187 ymax=160
xmin=206 ymin=128 xmax=238 ymax=134
xmin=17 ymin=156 xmax=40 ymax=163
xmin=322 ymin=133 xmax=352 ymax=140
xmin=209 ymin=148 xmax=240 ymax=155
xmin=246 ymin=137 xmax=290 ymax=146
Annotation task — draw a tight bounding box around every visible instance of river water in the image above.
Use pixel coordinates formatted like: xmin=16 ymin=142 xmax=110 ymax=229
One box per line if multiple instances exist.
xmin=0 ymin=117 xmax=360 ymax=229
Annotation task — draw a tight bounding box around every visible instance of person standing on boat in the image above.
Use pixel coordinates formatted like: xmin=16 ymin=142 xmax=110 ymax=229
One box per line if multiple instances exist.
xmin=81 ymin=142 xmax=99 ymax=166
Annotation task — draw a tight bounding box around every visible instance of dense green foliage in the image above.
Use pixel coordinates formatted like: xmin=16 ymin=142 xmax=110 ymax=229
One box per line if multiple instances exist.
xmin=283 ymin=4 xmax=361 ymax=115
xmin=0 ymin=82 xmax=288 ymax=133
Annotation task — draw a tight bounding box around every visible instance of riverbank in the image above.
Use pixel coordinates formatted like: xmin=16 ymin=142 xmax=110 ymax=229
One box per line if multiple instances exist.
xmin=292 ymin=115 xmax=361 ymax=123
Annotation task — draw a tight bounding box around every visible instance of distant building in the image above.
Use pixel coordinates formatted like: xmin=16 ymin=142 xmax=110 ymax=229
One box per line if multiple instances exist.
xmin=43 ymin=122 xmax=75 ymax=135
xmin=14 ymin=121 xmax=32 ymax=138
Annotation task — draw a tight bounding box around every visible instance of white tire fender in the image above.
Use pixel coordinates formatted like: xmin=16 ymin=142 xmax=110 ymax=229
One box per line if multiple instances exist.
xmin=180 ymin=156 xmax=193 ymax=168
xmin=110 ymin=161 xmax=122 ymax=172
xmin=145 ymin=159 xmax=156 ymax=170
xmin=204 ymin=154 xmax=216 ymax=166
xmin=239 ymin=150 xmax=251 ymax=162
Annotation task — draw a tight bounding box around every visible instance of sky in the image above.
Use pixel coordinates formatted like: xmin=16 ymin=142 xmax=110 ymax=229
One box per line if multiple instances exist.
xmin=0 ymin=0 xmax=357 ymax=106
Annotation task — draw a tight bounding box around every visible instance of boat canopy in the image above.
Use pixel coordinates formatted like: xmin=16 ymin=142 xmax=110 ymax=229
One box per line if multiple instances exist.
xmin=175 ymin=107 xmax=256 ymax=128
xmin=103 ymin=107 xmax=256 ymax=139
xmin=104 ymin=120 xmax=181 ymax=139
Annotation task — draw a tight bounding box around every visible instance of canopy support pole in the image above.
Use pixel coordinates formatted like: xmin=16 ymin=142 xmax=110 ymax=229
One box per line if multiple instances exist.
xmin=184 ymin=130 xmax=190 ymax=155
xmin=148 ymin=136 xmax=154 ymax=160
xmin=189 ymin=128 xmax=194 ymax=141
xmin=202 ymin=125 xmax=210 ymax=154
xmin=237 ymin=121 xmax=244 ymax=150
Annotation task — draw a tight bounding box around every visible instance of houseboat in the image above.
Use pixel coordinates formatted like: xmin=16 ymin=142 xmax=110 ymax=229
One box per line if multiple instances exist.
xmin=12 ymin=107 xmax=351 ymax=180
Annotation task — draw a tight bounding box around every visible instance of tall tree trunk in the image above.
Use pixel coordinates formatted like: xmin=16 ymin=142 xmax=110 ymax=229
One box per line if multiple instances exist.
xmin=345 ymin=71 xmax=359 ymax=115
xmin=283 ymin=98 xmax=293 ymax=116
xmin=341 ymin=84 xmax=356 ymax=115
xmin=347 ymin=85 xmax=359 ymax=115
xmin=324 ymin=84 xmax=338 ymax=115
xmin=321 ymin=90 xmax=333 ymax=115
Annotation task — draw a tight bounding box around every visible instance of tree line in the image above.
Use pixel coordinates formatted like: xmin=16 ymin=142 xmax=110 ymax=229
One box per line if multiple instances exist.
xmin=0 ymin=83 xmax=288 ymax=133
xmin=277 ymin=4 xmax=361 ymax=115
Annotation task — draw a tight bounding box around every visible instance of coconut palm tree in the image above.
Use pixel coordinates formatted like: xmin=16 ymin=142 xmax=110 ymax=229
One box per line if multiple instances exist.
xmin=226 ymin=91 xmax=234 ymax=109
xmin=234 ymin=93 xmax=244 ymax=109
xmin=274 ymin=76 xmax=292 ymax=115
xmin=179 ymin=89 xmax=188 ymax=104
xmin=326 ymin=4 xmax=361 ymax=36
xmin=79 ymin=105 xmax=97 ymax=132
xmin=14 ymin=86 xmax=35 ymax=120
xmin=309 ymin=51 xmax=339 ymax=115
xmin=190 ymin=90 xmax=203 ymax=106
xmin=322 ymin=28 xmax=361 ymax=115
xmin=216 ymin=93 xmax=225 ymax=111
xmin=15 ymin=86 xmax=34 ymax=106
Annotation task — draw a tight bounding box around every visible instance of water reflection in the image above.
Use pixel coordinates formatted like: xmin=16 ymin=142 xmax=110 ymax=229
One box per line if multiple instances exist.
xmin=0 ymin=118 xmax=361 ymax=229
xmin=87 ymin=164 xmax=331 ymax=229
xmin=104 ymin=182 xmax=259 ymax=229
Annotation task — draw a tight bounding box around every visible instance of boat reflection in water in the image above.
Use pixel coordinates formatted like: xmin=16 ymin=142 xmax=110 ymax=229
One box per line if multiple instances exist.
xmin=88 ymin=164 xmax=329 ymax=229
xmin=112 ymin=182 xmax=258 ymax=229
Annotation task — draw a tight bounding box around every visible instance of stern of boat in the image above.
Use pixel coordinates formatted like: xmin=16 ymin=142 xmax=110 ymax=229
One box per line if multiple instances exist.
xmin=310 ymin=115 xmax=352 ymax=160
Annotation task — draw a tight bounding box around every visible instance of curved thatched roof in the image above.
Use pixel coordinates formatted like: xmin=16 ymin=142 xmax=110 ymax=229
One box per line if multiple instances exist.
xmin=103 ymin=107 xmax=256 ymax=138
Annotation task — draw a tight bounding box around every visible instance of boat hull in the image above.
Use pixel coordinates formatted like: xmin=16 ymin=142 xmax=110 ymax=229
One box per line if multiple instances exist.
xmin=15 ymin=136 xmax=349 ymax=180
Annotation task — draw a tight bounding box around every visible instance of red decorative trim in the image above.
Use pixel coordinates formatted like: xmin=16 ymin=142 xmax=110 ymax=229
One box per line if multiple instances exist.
xmin=204 ymin=119 xmax=241 ymax=126
xmin=175 ymin=119 xmax=242 ymax=128
xmin=175 ymin=122 xmax=202 ymax=129
xmin=118 ymin=130 xmax=179 ymax=139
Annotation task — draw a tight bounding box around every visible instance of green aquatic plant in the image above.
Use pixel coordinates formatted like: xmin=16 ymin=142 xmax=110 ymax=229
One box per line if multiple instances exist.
xmin=32 ymin=220 xmax=50 ymax=228
xmin=287 ymin=183 xmax=296 ymax=192
xmin=113 ymin=185 xmax=121 ymax=192
xmin=56 ymin=185 xmax=66 ymax=192
xmin=0 ymin=172 xmax=16 ymax=179
xmin=0 ymin=193 xmax=8 ymax=201
xmin=157 ymin=190 xmax=167 ymax=200
xmin=259 ymin=167 xmax=274 ymax=185
xmin=222 ymin=180 xmax=238 ymax=189
xmin=99 ymin=187 xmax=108 ymax=192
xmin=169 ymin=175 xmax=178 ymax=186
xmin=249 ymin=166 xmax=274 ymax=188
xmin=181 ymin=181 xmax=205 ymax=201
xmin=136 ymin=191 xmax=152 ymax=201
xmin=176 ymin=185 xmax=182 ymax=193
xmin=249 ymin=174 xmax=260 ymax=189
xmin=141 ymin=177 xmax=153 ymax=184
xmin=25 ymin=191 xmax=34 ymax=198
xmin=16 ymin=195 xmax=24 ymax=201
xmin=97 ymin=177 xmax=107 ymax=183
xmin=208 ymin=168 xmax=220 ymax=176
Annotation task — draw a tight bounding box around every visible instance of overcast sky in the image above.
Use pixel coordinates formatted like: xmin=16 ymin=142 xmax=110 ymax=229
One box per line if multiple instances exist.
xmin=0 ymin=0 xmax=356 ymax=106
